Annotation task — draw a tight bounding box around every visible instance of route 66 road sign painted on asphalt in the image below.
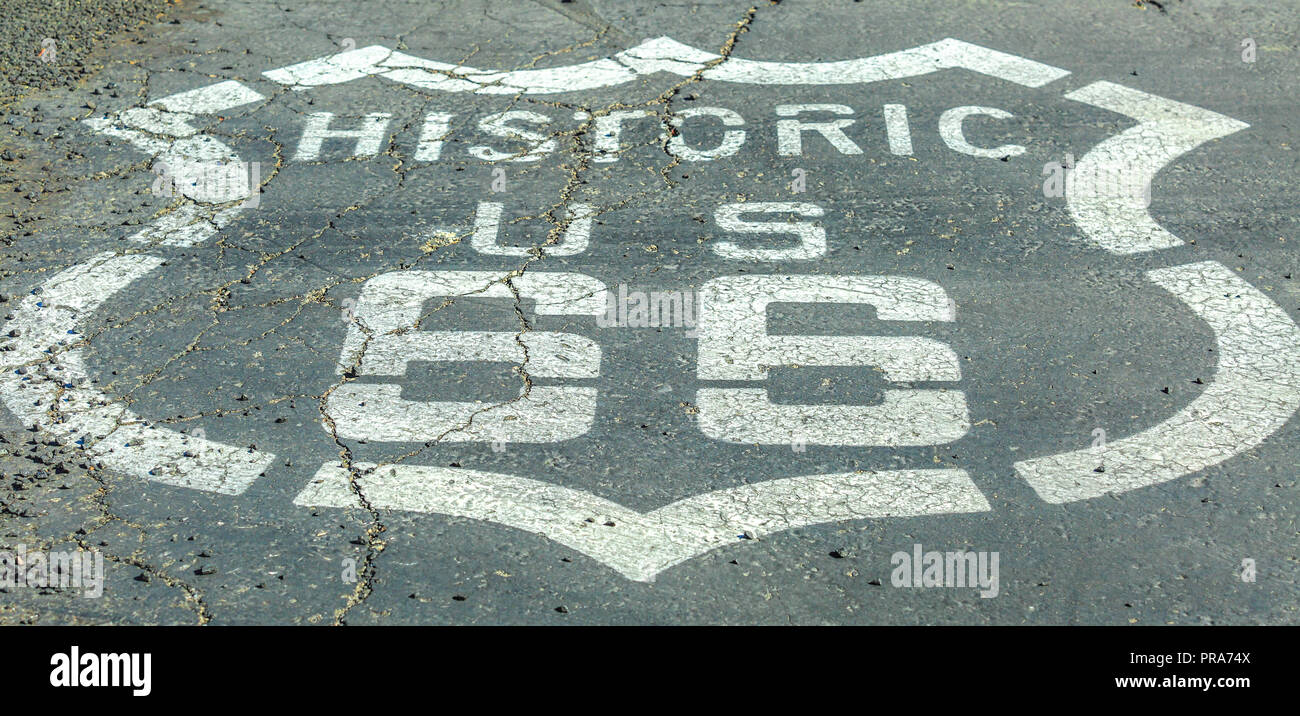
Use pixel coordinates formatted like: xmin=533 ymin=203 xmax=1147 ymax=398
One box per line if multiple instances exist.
xmin=5 ymin=37 xmax=1297 ymax=583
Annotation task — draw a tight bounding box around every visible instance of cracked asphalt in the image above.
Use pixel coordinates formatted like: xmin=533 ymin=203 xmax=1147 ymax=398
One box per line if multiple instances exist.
xmin=1 ymin=0 xmax=1298 ymax=625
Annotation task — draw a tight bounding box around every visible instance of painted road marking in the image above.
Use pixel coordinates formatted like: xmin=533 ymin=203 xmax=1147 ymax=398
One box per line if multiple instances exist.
xmin=261 ymin=37 xmax=1069 ymax=94
xmin=294 ymin=463 xmax=990 ymax=582
xmin=282 ymin=102 xmax=1030 ymax=164
xmin=711 ymin=203 xmax=826 ymax=260
xmin=1064 ymin=81 xmax=1250 ymax=255
xmin=696 ymin=275 xmax=967 ymax=446
xmin=125 ymin=203 xmax=246 ymax=248
xmin=14 ymin=38 xmax=1287 ymax=581
xmin=937 ymin=106 xmax=1026 ymax=158
xmin=0 ymin=78 xmax=277 ymax=493
xmin=667 ymin=106 xmax=747 ymax=161
xmin=882 ymin=103 xmax=914 ymax=156
xmin=471 ymin=202 xmax=596 ymax=256
xmin=327 ymin=270 xmax=606 ymax=443
xmin=1017 ymin=261 xmax=1300 ymax=503
xmin=293 ymin=112 xmax=393 ymax=161
xmin=147 ymin=79 xmax=266 ymax=114
xmin=0 ymin=254 xmax=274 ymax=495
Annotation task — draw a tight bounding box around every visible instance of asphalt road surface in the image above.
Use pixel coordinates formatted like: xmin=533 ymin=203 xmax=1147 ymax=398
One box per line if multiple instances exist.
xmin=2 ymin=0 xmax=1298 ymax=625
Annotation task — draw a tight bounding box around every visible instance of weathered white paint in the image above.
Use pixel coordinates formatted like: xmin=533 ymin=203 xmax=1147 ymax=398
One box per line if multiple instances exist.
xmin=334 ymin=270 xmax=607 ymax=369
xmin=697 ymin=388 xmax=970 ymax=446
xmin=328 ymin=271 xmax=607 ymax=443
xmin=69 ymin=51 xmax=1298 ymax=584
xmin=470 ymin=202 xmax=594 ymax=256
xmin=414 ymin=112 xmax=453 ymax=161
xmin=883 ymin=103 xmax=913 ymax=156
xmin=58 ymin=78 xmax=281 ymax=493
xmin=81 ymin=118 xmax=171 ymax=154
xmin=694 ymin=37 xmax=1068 ymax=88
xmin=261 ymin=45 xmax=397 ymax=88
xmin=294 ymin=112 xmax=392 ymax=160
xmin=330 ymin=384 xmax=599 ymax=443
xmin=0 ymin=253 xmax=275 ymax=495
xmin=592 ymin=109 xmax=660 ymax=162
xmin=261 ymin=37 xmax=1069 ymax=96
xmin=666 ymin=107 xmax=746 ymax=161
xmin=294 ymin=462 xmax=990 ymax=581
xmin=148 ymin=79 xmax=266 ymax=114
xmin=776 ymin=104 xmax=862 ymax=156
xmin=121 ymin=106 xmax=202 ymax=137
xmin=696 ymin=275 xmax=968 ymax=446
xmin=937 ymin=106 xmax=1025 ymax=159
xmin=1063 ymin=81 xmax=1250 ymax=255
xmin=1016 ymin=261 xmax=1300 ymax=503
xmin=712 ymin=202 xmax=826 ymax=260
xmin=126 ymin=203 xmax=244 ymax=247
xmin=333 ymin=331 xmax=600 ymax=443
xmin=468 ymin=110 xmax=557 ymax=162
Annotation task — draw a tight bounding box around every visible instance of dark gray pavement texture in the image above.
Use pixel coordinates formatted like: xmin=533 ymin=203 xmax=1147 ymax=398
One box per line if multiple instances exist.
xmin=1 ymin=0 xmax=1298 ymax=625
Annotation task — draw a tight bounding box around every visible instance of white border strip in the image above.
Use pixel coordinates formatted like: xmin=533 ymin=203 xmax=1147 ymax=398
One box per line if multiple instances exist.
xmin=295 ymin=463 xmax=990 ymax=582
xmin=262 ymin=36 xmax=1069 ymax=93
xmin=1064 ymin=81 xmax=1249 ymax=255
xmin=0 ymin=253 xmax=276 ymax=495
xmin=1016 ymin=261 xmax=1300 ymax=503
